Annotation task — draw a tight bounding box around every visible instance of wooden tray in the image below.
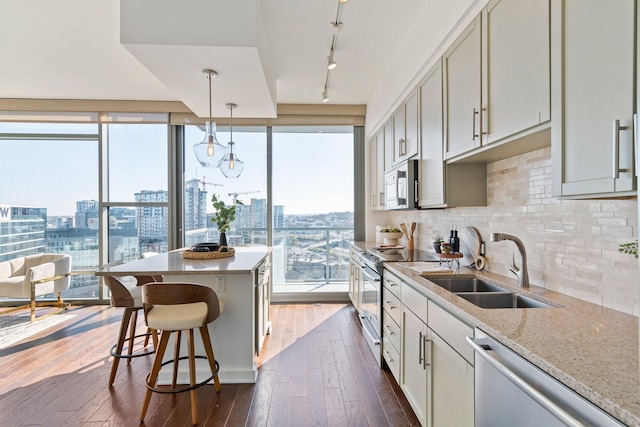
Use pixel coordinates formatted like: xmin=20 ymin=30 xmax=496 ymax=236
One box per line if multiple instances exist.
xmin=436 ymin=252 xmax=463 ymax=259
xmin=182 ymin=247 xmax=235 ymax=259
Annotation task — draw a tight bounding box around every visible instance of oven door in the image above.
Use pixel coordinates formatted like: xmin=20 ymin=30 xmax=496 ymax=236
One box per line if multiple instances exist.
xmin=358 ymin=264 xmax=382 ymax=366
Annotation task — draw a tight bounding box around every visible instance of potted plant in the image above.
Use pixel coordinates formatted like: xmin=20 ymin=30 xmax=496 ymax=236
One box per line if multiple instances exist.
xmin=380 ymin=226 xmax=403 ymax=245
xmin=433 ymin=235 xmax=443 ymax=253
xmin=211 ymin=194 xmax=243 ymax=247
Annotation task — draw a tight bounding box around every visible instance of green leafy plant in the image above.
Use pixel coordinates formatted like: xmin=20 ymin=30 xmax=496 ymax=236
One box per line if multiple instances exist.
xmin=619 ymin=241 xmax=638 ymax=258
xmin=381 ymin=226 xmax=401 ymax=233
xmin=210 ymin=194 xmax=244 ymax=234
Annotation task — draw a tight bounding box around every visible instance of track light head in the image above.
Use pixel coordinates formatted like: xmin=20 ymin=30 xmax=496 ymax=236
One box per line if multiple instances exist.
xmin=322 ymin=89 xmax=330 ymax=103
xmin=327 ymin=59 xmax=337 ymax=70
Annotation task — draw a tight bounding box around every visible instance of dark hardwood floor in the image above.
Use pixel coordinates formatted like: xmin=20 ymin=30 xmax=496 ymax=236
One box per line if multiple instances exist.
xmin=0 ymin=303 xmax=419 ymax=426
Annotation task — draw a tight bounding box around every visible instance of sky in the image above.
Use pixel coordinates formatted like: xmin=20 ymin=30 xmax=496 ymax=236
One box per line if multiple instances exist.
xmin=0 ymin=122 xmax=354 ymax=216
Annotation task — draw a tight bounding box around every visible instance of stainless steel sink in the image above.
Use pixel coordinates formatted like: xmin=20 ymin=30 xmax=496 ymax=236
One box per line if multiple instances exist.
xmin=424 ymin=276 xmax=553 ymax=309
xmin=425 ymin=277 xmax=508 ymax=293
xmin=457 ymin=292 xmax=552 ymax=309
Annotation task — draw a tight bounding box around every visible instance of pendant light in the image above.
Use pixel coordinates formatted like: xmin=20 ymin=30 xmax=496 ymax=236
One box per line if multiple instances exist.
xmin=193 ymin=69 xmax=226 ymax=168
xmin=220 ymin=103 xmax=245 ymax=178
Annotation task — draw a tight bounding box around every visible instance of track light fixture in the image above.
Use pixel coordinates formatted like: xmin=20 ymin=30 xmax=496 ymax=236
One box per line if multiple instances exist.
xmin=322 ymin=88 xmax=330 ymax=103
xmin=327 ymin=49 xmax=337 ymax=70
xmin=321 ymin=0 xmax=349 ymax=103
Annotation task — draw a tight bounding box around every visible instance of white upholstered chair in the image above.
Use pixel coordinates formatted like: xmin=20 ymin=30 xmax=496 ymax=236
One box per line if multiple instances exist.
xmin=0 ymin=253 xmax=72 ymax=322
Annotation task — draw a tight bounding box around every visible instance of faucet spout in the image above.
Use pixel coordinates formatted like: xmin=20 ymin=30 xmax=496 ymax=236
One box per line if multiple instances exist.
xmin=490 ymin=232 xmax=529 ymax=288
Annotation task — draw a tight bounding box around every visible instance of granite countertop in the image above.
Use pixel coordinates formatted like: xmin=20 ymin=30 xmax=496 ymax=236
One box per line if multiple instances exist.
xmin=350 ymin=242 xmax=640 ymax=426
xmin=96 ymin=246 xmax=270 ymax=276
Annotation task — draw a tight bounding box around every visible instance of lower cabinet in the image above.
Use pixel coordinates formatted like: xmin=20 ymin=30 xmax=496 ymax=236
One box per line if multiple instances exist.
xmin=399 ymin=278 xmax=474 ymax=427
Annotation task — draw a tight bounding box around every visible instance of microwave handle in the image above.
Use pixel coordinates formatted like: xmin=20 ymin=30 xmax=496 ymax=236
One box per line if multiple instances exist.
xmin=396 ymin=169 xmax=406 ymax=205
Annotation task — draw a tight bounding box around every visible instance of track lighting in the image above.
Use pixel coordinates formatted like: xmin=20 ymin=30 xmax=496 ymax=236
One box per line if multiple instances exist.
xmin=322 ymin=89 xmax=330 ymax=103
xmin=327 ymin=50 xmax=337 ymax=70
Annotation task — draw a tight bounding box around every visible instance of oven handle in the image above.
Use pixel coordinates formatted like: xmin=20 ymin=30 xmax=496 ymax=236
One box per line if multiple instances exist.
xmin=359 ymin=265 xmax=381 ymax=282
xmin=359 ymin=314 xmax=381 ymax=346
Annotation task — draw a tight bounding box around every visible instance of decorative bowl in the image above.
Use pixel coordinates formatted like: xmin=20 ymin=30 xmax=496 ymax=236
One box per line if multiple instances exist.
xmin=381 ymin=231 xmax=404 ymax=245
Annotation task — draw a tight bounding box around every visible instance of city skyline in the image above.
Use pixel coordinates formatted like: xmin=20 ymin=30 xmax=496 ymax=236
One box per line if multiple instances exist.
xmin=0 ymin=122 xmax=354 ymax=216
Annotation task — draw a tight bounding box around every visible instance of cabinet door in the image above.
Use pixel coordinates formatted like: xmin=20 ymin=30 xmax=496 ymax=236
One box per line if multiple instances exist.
xmin=369 ymin=137 xmax=378 ymax=209
xmin=401 ymin=308 xmax=428 ymax=426
xmin=444 ymin=15 xmax=482 ymax=159
xmin=483 ymin=0 xmax=550 ymax=144
xmin=392 ymin=104 xmax=405 ymax=164
xmin=384 ymin=120 xmax=394 ymax=172
xmin=376 ymin=131 xmax=385 ymax=208
xmin=419 ymin=60 xmax=445 ymax=208
xmin=552 ymin=0 xmax=636 ymax=197
xmin=429 ymin=331 xmax=474 ymax=427
xmin=403 ymin=90 xmax=419 ymax=161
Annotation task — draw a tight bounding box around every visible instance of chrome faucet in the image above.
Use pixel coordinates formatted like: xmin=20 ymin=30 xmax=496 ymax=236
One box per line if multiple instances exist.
xmin=490 ymin=232 xmax=529 ymax=288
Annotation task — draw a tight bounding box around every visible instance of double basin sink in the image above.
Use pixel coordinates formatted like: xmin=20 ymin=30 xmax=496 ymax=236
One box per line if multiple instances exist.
xmin=423 ymin=276 xmax=552 ymax=309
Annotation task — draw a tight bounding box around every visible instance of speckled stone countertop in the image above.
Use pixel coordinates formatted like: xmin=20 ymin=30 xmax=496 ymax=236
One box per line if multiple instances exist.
xmin=96 ymin=247 xmax=269 ymax=276
xmin=351 ymin=242 xmax=640 ymax=426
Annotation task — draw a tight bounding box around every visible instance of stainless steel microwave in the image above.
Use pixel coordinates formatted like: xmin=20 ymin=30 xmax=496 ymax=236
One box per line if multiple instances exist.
xmin=384 ymin=159 xmax=418 ymax=210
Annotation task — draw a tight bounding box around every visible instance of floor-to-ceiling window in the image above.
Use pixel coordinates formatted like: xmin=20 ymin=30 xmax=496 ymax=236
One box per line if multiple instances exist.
xmin=0 ymin=121 xmax=101 ymax=299
xmin=271 ymin=126 xmax=354 ymax=296
xmin=183 ymin=125 xmax=268 ymax=247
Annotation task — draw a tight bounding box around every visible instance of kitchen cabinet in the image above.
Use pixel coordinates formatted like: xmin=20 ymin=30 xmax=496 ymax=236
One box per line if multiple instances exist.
xmin=419 ymin=59 xmax=487 ymax=208
xmin=400 ymin=277 xmax=474 ymax=427
xmin=382 ymin=269 xmax=402 ymax=382
xmin=444 ymin=15 xmax=482 ymax=159
xmin=369 ymin=131 xmax=386 ymax=210
xmin=551 ymin=0 xmax=636 ymax=198
xmin=384 ymin=119 xmax=394 ymax=172
xmin=392 ymin=89 xmax=419 ymax=165
xmin=444 ymin=0 xmax=550 ymax=161
xmin=255 ymin=254 xmax=271 ymax=354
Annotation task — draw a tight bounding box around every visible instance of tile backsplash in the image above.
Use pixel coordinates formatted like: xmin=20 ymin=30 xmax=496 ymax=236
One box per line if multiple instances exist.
xmin=387 ymin=147 xmax=639 ymax=315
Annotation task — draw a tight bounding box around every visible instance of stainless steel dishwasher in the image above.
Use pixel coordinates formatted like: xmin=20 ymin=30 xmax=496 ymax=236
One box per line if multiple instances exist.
xmin=467 ymin=332 xmax=624 ymax=427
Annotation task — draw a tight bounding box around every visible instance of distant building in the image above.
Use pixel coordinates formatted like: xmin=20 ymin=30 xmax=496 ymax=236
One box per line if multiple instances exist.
xmin=75 ymin=200 xmax=98 ymax=229
xmin=184 ymin=179 xmax=208 ymax=232
xmin=134 ymin=190 xmax=168 ymax=239
xmin=0 ymin=205 xmax=47 ymax=262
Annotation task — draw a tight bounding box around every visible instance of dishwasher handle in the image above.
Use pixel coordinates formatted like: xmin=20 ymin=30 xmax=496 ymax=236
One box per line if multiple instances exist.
xmin=466 ymin=337 xmax=582 ymax=427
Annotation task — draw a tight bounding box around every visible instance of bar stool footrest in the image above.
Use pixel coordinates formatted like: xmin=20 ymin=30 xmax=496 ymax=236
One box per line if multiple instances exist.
xmin=110 ymin=332 xmax=155 ymax=359
xmin=145 ymin=355 xmax=220 ymax=394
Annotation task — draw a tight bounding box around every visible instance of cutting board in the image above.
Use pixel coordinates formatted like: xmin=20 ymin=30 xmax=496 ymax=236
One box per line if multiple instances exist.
xmin=397 ymin=262 xmax=453 ymax=274
xmin=459 ymin=226 xmax=482 ymax=267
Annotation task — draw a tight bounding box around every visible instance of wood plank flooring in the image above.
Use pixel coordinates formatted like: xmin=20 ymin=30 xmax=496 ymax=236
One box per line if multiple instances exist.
xmin=0 ymin=303 xmax=419 ymax=426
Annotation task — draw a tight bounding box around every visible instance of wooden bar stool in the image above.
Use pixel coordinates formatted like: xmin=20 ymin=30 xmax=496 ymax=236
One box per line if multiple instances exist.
xmin=139 ymin=283 xmax=223 ymax=426
xmin=102 ymin=263 xmax=162 ymax=386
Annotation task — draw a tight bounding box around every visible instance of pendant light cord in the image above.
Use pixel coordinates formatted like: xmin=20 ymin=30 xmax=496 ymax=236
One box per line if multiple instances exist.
xmin=208 ymin=71 xmax=213 ymax=124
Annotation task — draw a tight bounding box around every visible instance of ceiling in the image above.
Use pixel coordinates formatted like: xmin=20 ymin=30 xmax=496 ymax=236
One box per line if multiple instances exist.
xmin=0 ymin=0 xmax=427 ymax=118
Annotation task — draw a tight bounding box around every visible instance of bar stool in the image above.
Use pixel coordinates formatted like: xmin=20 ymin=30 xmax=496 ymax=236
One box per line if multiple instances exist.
xmin=102 ymin=263 xmax=162 ymax=386
xmin=139 ymin=283 xmax=223 ymax=425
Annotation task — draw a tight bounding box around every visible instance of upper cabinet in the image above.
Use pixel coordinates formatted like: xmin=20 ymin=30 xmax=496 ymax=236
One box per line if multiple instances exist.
xmin=482 ymin=0 xmax=550 ymax=144
xmin=391 ymin=90 xmax=419 ymax=167
xmin=369 ymin=131 xmax=386 ymax=210
xmin=444 ymin=0 xmax=551 ymax=161
xmin=551 ymin=0 xmax=636 ymax=198
xmin=418 ymin=59 xmax=487 ymax=209
xmin=444 ymin=15 xmax=482 ymax=159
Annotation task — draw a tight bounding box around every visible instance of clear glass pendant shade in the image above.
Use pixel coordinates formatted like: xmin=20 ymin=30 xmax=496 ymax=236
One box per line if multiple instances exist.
xmin=193 ymin=121 xmax=226 ymax=168
xmin=220 ymin=141 xmax=244 ymax=178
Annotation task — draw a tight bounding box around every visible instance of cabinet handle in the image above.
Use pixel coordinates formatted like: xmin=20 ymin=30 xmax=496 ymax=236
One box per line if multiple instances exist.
xmin=482 ymin=107 xmax=488 ymax=136
xmin=383 ymin=300 xmax=395 ymax=310
xmin=612 ymin=119 xmax=629 ymax=179
xmin=384 ymin=350 xmax=394 ymax=363
xmin=372 ymin=194 xmax=376 ymax=207
xmin=383 ymin=324 xmax=393 ymax=335
xmin=472 ymin=108 xmax=479 ymax=140
xmin=379 ymin=192 xmax=384 ymax=205
xmin=634 ymin=114 xmax=638 ymax=177
xmin=398 ymin=138 xmax=406 ymax=157
xmin=418 ymin=331 xmax=423 ymax=366
xmin=423 ymin=336 xmax=430 ymax=369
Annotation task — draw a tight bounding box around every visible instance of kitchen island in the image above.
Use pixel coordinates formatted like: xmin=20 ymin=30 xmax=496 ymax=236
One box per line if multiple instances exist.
xmin=96 ymin=246 xmax=271 ymax=384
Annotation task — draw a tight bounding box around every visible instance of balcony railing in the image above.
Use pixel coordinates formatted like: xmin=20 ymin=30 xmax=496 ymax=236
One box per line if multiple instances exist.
xmin=186 ymin=226 xmax=353 ymax=288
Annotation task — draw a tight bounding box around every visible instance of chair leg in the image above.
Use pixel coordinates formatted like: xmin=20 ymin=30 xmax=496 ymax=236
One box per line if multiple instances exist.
xmin=109 ymin=307 xmax=135 ymax=386
xmin=140 ymin=330 xmax=170 ymax=422
xmin=127 ymin=310 xmax=138 ymax=364
xmin=199 ymin=325 xmax=221 ymax=392
xmin=30 ymin=283 xmax=36 ymax=322
xmin=172 ymin=330 xmax=182 ymax=388
xmin=187 ymin=328 xmax=198 ymax=425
